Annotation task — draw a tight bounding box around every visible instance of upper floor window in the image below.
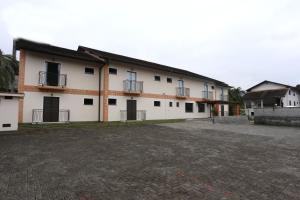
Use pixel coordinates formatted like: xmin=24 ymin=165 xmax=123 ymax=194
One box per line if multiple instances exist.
xmin=85 ymin=67 xmax=94 ymax=75
xmin=4 ymin=96 xmax=13 ymax=100
xmin=128 ymin=71 xmax=137 ymax=81
xmin=108 ymin=98 xmax=117 ymax=105
xmin=204 ymin=83 xmax=208 ymax=92
xmin=289 ymin=100 xmax=291 ymax=106
xmin=109 ymin=68 xmax=117 ymax=75
xmin=178 ymin=80 xmax=184 ymax=88
xmin=154 ymin=76 xmax=161 ymax=81
xmin=167 ymin=77 xmax=172 ymax=83
xmin=185 ymin=103 xmax=193 ymax=113
xmin=154 ymin=101 xmax=161 ymax=107
xmin=289 ymin=90 xmax=291 ymax=95
xmin=211 ymin=86 xmax=215 ymax=90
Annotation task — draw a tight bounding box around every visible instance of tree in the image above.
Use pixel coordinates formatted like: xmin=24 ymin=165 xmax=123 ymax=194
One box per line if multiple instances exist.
xmin=0 ymin=50 xmax=19 ymax=92
xmin=229 ymin=87 xmax=244 ymax=105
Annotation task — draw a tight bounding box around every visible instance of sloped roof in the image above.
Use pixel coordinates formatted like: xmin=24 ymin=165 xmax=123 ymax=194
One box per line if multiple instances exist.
xmin=243 ymin=89 xmax=288 ymax=106
xmin=78 ymin=46 xmax=229 ymax=87
xmin=15 ymin=38 xmax=102 ymax=63
xmin=246 ymin=80 xmax=292 ymax=92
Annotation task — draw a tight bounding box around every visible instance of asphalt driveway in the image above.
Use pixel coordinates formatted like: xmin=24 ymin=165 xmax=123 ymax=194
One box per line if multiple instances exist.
xmin=0 ymin=121 xmax=300 ymax=200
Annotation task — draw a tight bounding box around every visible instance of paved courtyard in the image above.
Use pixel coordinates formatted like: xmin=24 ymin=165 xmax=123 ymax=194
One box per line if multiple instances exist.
xmin=0 ymin=120 xmax=300 ymax=200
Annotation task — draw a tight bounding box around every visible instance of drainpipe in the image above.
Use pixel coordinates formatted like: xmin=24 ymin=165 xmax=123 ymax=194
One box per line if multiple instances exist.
xmin=98 ymin=63 xmax=106 ymax=122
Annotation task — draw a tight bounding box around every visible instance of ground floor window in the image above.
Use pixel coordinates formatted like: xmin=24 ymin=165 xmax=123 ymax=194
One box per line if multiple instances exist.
xmin=185 ymin=103 xmax=193 ymax=113
xmin=154 ymin=101 xmax=161 ymax=107
xmin=169 ymin=102 xmax=173 ymax=107
xmin=198 ymin=103 xmax=205 ymax=112
xmin=108 ymin=98 xmax=117 ymax=105
xmin=176 ymin=102 xmax=180 ymax=107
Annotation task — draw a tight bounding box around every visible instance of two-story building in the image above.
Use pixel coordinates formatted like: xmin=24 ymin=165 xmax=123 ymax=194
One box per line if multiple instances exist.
xmin=15 ymin=38 xmax=229 ymax=123
xmin=243 ymin=80 xmax=300 ymax=117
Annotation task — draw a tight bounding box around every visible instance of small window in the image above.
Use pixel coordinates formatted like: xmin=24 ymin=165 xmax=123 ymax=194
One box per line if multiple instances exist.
xmin=2 ymin=124 xmax=11 ymax=128
xmin=84 ymin=98 xmax=93 ymax=105
xmin=154 ymin=76 xmax=161 ymax=81
xmin=169 ymin=102 xmax=173 ymax=107
xmin=176 ymin=102 xmax=180 ymax=107
xmin=198 ymin=103 xmax=205 ymax=112
xmin=167 ymin=77 xmax=172 ymax=83
xmin=4 ymin=96 xmax=13 ymax=99
xmin=211 ymin=86 xmax=215 ymax=90
xmin=289 ymin=100 xmax=291 ymax=106
xmin=293 ymin=93 xmax=295 ymax=96
xmin=109 ymin=68 xmax=117 ymax=75
xmin=185 ymin=103 xmax=193 ymax=113
xmin=289 ymin=90 xmax=291 ymax=95
xmin=85 ymin=67 xmax=94 ymax=74
xmin=154 ymin=101 xmax=161 ymax=107
xmin=108 ymin=98 xmax=117 ymax=105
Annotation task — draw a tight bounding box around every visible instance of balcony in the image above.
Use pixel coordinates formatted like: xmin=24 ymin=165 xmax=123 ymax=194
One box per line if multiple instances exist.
xmin=32 ymin=109 xmax=70 ymax=123
xmin=202 ymin=91 xmax=214 ymax=100
xmin=176 ymin=87 xmax=190 ymax=98
xmin=123 ymin=80 xmax=143 ymax=95
xmin=219 ymin=94 xmax=228 ymax=101
xmin=120 ymin=110 xmax=146 ymax=121
xmin=38 ymin=71 xmax=67 ymax=90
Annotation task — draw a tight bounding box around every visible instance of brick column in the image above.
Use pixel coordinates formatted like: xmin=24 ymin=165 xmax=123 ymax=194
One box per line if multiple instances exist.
xmin=102 ymin=64 xmax=109 ymax=122
xmin=18 ymin=49 xmax=26 ymax=123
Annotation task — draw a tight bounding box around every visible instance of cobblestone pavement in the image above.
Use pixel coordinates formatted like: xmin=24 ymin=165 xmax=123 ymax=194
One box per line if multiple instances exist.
xmin=0 ymin=122 xmax=300 ymax=200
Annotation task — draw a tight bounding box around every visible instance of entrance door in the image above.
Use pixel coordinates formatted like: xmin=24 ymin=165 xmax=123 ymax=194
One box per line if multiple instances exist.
xmin=221 ymin=105 xmax=225 ymax=116
xmin=43 ymin=97 xmax=59 ymax=122
xmin=46 ymin=62 xmax=59 ymax=86
xmin=127 ymin=100 xmax=137 ymax=120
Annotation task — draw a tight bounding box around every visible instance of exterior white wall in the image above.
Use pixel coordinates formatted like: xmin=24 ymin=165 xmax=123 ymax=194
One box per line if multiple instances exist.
xmin=23 ymin=92 xmax=99 ymax=123
xmin=250 ymin=82 xmax=287 ymax=92
xmin=108 ymin=61 xmax=227 ymax=99
xmin=282 ymin=89 xmax=300 ymax=107
xmin=24 ymin=51 xmax=100 ymax=90
xmin=0 ymin=97 xmax=19 ymax=131
xmin=108 ymin=95 xmax=211 ymax=121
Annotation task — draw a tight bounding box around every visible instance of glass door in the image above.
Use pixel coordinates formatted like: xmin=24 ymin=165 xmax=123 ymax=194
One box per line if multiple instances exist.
xmin=178 ymin=80 xmax=184 ymax=96
xmin=127 ymin=71 xmax=137 ymax=91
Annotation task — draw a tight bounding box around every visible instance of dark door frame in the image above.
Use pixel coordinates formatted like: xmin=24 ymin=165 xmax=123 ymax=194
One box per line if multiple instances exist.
xmin=127 ymin=99 xmax=137 ymax=120
xmin=43 ymin=96 xmax=60 ymax=122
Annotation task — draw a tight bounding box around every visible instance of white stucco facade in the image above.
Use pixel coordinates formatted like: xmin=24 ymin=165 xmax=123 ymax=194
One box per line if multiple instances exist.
xmin=18 ymin=44 xmax=229 ymax=123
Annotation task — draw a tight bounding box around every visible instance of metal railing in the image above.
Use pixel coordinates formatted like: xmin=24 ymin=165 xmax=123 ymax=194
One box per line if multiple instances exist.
xmin=120 ymin=110 xmax=146 ymax=121
xmin=220 ymin=94 xmax=228 ymax=101
xmin=176 ymin=87 xmax=190 ymax=97
xmin=202 ymin=91 xmax=214 ymax=100
xmin=123 ymin=80 xmax=143 ymax=93
xmin=32 ymin=109 xmax=70 ymax=123
xmin=39 ymin=71 xmax=67 ymax=87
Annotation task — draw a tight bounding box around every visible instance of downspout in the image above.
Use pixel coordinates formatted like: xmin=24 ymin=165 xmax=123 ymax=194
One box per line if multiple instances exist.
xmin=98 ymin=63 xmax=106 ymax=122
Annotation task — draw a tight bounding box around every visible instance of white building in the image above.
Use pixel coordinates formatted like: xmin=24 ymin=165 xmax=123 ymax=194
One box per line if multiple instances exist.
xmin=15 ymin=38 xmax=230 ymax=123
xmin=243 ymin=80 xmax=300 ymax=117
xmin=0 ymin=93 xmax=24 ymax=131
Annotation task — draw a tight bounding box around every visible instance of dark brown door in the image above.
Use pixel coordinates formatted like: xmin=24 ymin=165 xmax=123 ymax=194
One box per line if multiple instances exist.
xmin=47 ymin=62 xmax=59 ymax=86
xmin=127 ymin=100 xmax=137 ymax=120
xmin=43 ymin=97 xmax=59 ymax=122
xmin=221 ymin=105 xmax=225 ymax=116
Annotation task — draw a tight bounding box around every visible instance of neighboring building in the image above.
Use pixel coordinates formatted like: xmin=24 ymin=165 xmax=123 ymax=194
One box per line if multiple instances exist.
xmin=243 ymin=80 xmax=300 ymax=116
xmin=0 ymin=93 xmax=24 ymax=131
xmin=15 ymin=38 xmax=230 ymax=123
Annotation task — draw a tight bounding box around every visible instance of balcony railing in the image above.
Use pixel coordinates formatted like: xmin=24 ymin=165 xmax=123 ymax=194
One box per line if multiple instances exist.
xmin=176 ymin=87 xmax=190 ymax=97
xmin=39 ymin=71 xmax=67 ymax=87
xmin=202 ymin=91 xmax=214 ymax=100
xmin=123 ymin=80 xmax=143 ymax=94
xmin=32 ymin=109 xmax=70 ymax=123
xmin=120 ymin=110 xmax=146 ymax=121
xmin=220 ymin=94 xmax=228 ymax=101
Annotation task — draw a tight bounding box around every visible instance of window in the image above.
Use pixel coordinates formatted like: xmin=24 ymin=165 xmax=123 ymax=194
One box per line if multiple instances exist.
xmin=2 ymin=124 xmax=11 ymax=128
xmin=154 ymin=101 xmax=161 ymax=107
xmin=167 ymin=77 xmax=172 ymax=83
xmin=85 ymin=67 xmax=94 ymax=74
xmin=211 ymin=86 xmax=215 ymax=90
xmin=289 ymin=90 xmax=291 ymax=95
xmin=185 ymin=103 xmax=193 ymax=113
xmin=108 ymin=98 xmax=117 ymax=105
xmin=294 ymin=101 xmax=296 ymax=106
xmin=246 ymin=101 xmax=252 ymax=109
xmin=109 ymin=68 xmax=117 ymax=75
xmin=289 ymin=100 xmax=291 ymax=106
xmin=293 ymin=92 xmax=295 ymax=96
xmin=176 ymin=102 xmax=180 ymax=107
xmin=84 ymin=98 xmax=93 ymax=105
xmin=4 ymin=96 xmax=13 ymax=99
xmin=169 ymin=102 xmax=173 ymax=107
xmin=154 ymin=76 xmax=161 ymax=81
xmin=198 ymin=103 xmax=205 ymax=112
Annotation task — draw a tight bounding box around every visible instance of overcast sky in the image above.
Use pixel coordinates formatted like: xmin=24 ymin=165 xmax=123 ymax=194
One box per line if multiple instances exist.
xmin=1 ymin=0 xmax=300 ymax=90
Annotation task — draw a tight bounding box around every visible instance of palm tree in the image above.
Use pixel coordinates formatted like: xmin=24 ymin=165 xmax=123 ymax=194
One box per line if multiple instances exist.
xmin=228 ymin=87 xmax=245 ymax=115
xmin=0 ymin=49 xmax=19 ymax=92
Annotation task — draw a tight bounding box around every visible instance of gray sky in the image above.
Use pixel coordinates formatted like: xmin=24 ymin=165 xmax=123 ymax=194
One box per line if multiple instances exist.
xmin=1 ymin=0 xmax=300 ymax=90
